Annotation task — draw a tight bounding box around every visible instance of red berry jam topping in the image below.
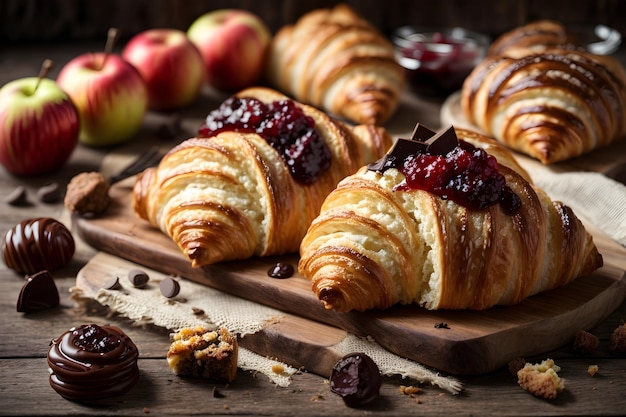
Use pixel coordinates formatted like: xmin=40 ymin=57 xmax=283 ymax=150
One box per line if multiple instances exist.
xmin=199 ymin=96 xmax=331 ymax=184
xmin=72 ymin=324 xmax=121 ymax=354
xmin=369 ymin=125 xmax=521 ymax=214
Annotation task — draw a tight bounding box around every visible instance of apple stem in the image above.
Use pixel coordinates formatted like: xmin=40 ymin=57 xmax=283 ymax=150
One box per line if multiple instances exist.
xmin=34 ymin=59 xmax=54 ymax=93
xmin=99 ymin=27 xmax=119 ymax=70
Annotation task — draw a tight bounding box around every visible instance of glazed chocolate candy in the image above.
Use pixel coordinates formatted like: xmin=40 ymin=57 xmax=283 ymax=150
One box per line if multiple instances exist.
xmin=2 ymin=217 xmax=75 ymax=275
xmin=47 ymin=324 xmax=140 ymax=401
xmin=330 ymin=352 xmax=381 ymax=407
xmin=16 ymin=270 xmax=60 ymax=313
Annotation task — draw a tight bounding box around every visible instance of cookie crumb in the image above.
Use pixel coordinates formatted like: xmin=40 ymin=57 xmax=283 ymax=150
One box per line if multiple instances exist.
xmin=573 ymin=330 xmax=599 ymax=355
xmin=399 ymin=385 xmax=421 ymax=395
xmin=517 ymin=359 xmax=564 ymax=399
xmin=587 ymin=365 xmax=599 ymax=377
xmin=64 ymin=171 xmax=111 ymax=215
xmin=609 ymin=323 xmax=626 ymax=354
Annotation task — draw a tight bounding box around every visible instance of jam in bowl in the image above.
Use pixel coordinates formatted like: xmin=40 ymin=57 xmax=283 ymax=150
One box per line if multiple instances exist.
xmin=393 ymin=26 xmax=489 ymax=96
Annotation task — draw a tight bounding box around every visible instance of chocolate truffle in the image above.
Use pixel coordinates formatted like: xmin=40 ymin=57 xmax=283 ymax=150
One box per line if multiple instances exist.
xmin=47 ymin=324 xmax=140 ymax=401
xmin=330 ymin=352 xmax=381 ymax=407
xmin=2 ymin=217 xmax=75 ymax=275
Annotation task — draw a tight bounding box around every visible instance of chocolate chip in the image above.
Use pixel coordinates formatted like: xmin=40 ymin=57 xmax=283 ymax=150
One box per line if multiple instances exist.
xmin=160 ymin=277 xmax=180 ymax=298
xmin=434 ymin=322 xmax=450 ymax=329
xmin=212 ymin=386 xmax=225 ymax=398
xmin=127 ymin=269 xmax=149 ymax=288
xmin=424 ymin=125 xmax=458 ymax=156
xmin=16 ymin=270 xmax=60 ymax=313
xmin=37 ymin=182 xmax=63 ymax=204
xmin=103 ymin=276 xmax=122 ymax=290
xmin=267 ymin=262 xmax=294 ymax=279
xmin=4 ymin=185 xmax=30 ymax=206
xmin=410 ymin=123 xmax=437 ymax=141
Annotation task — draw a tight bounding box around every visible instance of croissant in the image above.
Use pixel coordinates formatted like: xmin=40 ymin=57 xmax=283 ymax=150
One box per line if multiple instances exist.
xmin=487 ymin=20 xmax=576 ymax=58
xmin=133 ymin=87 xmax=392 ymax=267
xmin=265 ymin=4 xmax=405 ymax=125
xmin=462 ymin=24 xmax=626 ymax=164
xmin=299 ymin=126 xmax=603 ymax=312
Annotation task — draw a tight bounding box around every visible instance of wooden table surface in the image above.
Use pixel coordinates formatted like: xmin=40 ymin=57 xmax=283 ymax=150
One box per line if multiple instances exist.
xmin=1 ymin=42 xmax=625 ymax=417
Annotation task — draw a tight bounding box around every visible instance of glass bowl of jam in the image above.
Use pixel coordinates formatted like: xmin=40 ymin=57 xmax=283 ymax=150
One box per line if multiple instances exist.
xmin=393 ymin=26 xmax=489 ymax=96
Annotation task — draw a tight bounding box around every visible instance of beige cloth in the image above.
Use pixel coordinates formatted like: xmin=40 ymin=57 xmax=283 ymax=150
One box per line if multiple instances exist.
xmin=70 ymin=254 xmax=462 ymax=393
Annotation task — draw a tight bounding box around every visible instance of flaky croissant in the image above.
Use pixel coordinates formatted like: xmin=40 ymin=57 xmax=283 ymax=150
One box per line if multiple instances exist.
xmin=133 ymin=87 xmax=392 ymax=267
xmin=299 ymin=126 xmax=603 ymax=312
xmin=487 ymin=20 xmax=576 ymax=58
xmin=462 ymin=23 xmax=626 ymax=164
xmin=266 ymin=4 xmax=404 ymax=125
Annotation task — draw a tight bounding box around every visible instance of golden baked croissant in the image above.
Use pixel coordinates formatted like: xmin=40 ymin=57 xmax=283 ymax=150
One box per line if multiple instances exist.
xmin=265 ymin=4 xmax=404 ymax=125
xmin=462 ymin=23 xmax=626 ymax=164
xmin=487 ymin=20 xmax=576 ymax=58
xmin=133 ymin=87 xmax=392 ymax=267
xmin=299 ymin=125 xmax=603 ymax=312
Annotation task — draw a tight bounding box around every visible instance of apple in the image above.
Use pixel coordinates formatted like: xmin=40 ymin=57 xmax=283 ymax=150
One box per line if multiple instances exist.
xmin=187 ymin=9 xmax=271 ymax=92
xmin=122 ymin=28 xmax=205 ymax=111
xmin=0 ymin=60 xmax=79 ymax=176
xmin=57 ymin=28 xmax=148 ymax=147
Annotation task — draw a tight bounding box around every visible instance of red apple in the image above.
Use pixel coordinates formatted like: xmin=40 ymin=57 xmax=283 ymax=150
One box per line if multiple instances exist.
xmin=0 ymin=60 xmax=79 ymax=176
xmin=187 ymin=9 xmax=271 ymax=92
xmin=57 ymin=29 xmax=148 ymax=147
xmin=122 ymin=28 xmax=205 ymax=111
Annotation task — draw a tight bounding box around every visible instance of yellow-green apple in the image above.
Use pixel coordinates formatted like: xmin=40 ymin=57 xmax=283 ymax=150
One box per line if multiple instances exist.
xmin=122 ymin=28 xmax=205 ymax=111
xmin=57 ymin=29 xmax=148 ymax=147
xmin=0 ymin=61 xmax=79 ymax=176
xmin=187 ymin=9 xmax=271 ymax=92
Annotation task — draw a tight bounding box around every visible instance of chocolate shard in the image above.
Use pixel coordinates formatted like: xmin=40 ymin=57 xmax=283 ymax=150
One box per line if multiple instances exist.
xmin=425 ymin=125 xmax=459 ymax=156
xmin=367 ymin=123 xmax=459 ymax=173
xmin=16 ymin=270 xmax=60 ymax=313
xmin=410 ymin=123 xmax=437 ymax=142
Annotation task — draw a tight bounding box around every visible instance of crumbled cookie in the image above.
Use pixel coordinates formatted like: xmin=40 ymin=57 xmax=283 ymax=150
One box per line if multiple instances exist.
xmin=587 ymin=365 xmax=599 ymax=376
xmin=167 ymin=327 xmax=238 ymax=383
xmin=517 ymin=359 xmax=564 ymax=399
xmin=609 ymin=323 xmax=626 ymax=355
xmin=508 ymin=357 xmax=526 ymax=376
xmin=572 ymin=329 xmax=600 ymax=355
xmin=64 ymin=171 xmax=111 ymax=215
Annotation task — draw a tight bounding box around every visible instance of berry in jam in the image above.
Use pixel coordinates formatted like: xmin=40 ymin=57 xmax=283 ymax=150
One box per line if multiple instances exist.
xmin=199 ymin=96 xmax=331 ymax=184
xmin=396 ymin=140 xmax=521 ymax=213
xmin=72 ymin=324 xmax=121 ymax=354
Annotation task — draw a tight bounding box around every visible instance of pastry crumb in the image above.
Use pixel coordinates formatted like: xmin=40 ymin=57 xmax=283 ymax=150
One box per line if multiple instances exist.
xmin=573 ymin=330 xmax=599 ymax=355
xmin=272 ymin=364 xmax=285 ymax=374
xmin=610 ymin=323 xmax=626 ymax=354
xmin=508 ymin=357 xmax=526 ymax=376
xmin=587 ymin=365 xmax=599 ymax=377
xmin=400 ymin=385 xmax=421 ymax=395
xmin=517 ymin=359 xmax=564 ymax=399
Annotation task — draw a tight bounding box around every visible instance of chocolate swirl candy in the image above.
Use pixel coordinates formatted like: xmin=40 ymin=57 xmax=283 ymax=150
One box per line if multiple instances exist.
xmin=47 ymin=324 xmax=140 ymax=401
xmin=2 ymin=217 xmax=75 ymax=275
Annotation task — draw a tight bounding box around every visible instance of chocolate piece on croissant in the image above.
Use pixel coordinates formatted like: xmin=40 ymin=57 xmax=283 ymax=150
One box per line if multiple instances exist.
xmin=266 ymin=4 xmax=404 ymax=125
xmin=133 ymin=87 xmax=392 ymax=267
xmin=299 ymin=127 xmax=603 ymax=312
xmin=461 ymin=46 xmax=626 ymax=164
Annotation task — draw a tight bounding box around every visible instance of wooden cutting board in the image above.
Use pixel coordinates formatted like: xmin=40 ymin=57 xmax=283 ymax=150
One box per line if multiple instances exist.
xmin=73 ymin=182 xmax=626 ymax=376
